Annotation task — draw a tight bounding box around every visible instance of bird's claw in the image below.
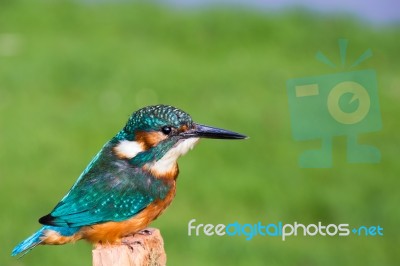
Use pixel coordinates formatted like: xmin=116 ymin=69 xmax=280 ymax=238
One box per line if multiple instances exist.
xmin=137 ymin=229 xmax=152 ymax=235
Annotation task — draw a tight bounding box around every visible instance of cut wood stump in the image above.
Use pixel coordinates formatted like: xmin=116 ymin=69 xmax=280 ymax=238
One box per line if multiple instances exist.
xmin=92 ymin=228 xmax=166 ymax=266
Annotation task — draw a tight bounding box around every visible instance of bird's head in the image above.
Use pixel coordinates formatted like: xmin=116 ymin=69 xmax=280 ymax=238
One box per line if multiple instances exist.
xmin=113 ymin=105 xmax=247 ymax=177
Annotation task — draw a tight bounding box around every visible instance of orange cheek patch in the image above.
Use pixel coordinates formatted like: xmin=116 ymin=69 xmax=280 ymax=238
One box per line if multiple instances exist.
xmin=135 ymin=131 xmax=167 ymax=149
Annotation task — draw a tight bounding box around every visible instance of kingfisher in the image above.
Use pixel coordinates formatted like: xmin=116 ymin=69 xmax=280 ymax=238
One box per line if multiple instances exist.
xmin=12 ymin=104 xmax=246 ymax=257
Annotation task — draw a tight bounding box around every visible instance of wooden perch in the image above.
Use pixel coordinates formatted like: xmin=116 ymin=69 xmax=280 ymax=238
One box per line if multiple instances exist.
xmin=92 ymin=228 xmax=166 ymax=266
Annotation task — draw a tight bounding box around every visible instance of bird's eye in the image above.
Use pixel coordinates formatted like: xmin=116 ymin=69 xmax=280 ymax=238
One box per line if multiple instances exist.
xmin=161 ymin=126 xmax=172 ymax=135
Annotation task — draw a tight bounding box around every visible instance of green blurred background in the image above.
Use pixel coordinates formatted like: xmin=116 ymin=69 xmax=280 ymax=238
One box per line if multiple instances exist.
xmin=1 ymin=0 xmax=399 ymax=265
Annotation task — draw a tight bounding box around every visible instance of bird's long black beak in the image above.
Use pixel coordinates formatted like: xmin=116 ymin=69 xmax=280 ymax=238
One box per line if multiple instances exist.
xmin=181 ymin=123 xmax=247 ymax=139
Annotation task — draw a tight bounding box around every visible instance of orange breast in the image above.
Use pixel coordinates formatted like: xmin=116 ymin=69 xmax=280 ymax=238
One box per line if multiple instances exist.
xmin=79 ymin=182 xmax=176 ymax=244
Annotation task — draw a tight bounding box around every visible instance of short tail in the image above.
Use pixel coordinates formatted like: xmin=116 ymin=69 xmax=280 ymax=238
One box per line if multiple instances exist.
xmin=12 ymin=225 xmax=81 ymax=257
xmin=12 ymin=227 xmax=46 ymax=257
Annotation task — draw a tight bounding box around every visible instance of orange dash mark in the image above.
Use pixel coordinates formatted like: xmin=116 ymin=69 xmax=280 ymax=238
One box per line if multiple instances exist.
xmin=179 ymin=125 xmax=188 ymax=133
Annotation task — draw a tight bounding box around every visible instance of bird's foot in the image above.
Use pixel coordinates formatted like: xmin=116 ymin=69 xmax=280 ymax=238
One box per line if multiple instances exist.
xmin=137 ymin=229 xmax=152 ymax=236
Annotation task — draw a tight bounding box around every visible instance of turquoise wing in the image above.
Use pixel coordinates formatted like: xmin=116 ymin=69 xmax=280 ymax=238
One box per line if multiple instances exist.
xmin=39 ymin=147 xmax=170 ymax=227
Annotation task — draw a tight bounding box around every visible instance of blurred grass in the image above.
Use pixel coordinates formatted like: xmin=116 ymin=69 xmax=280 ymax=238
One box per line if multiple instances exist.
xmin=1 ymin=1 xmax=399 ymax=265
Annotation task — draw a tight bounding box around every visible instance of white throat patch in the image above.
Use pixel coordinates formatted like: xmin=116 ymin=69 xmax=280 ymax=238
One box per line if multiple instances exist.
xmin=114 ymin=140 xmax=144 ymax=159
xmin=151 ymin=138 xmax=200 ymax=174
